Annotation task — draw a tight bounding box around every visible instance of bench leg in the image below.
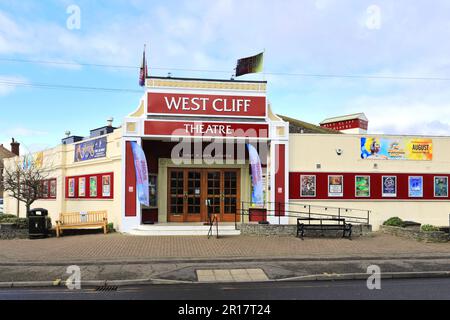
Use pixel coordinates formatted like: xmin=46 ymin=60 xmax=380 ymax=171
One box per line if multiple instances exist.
xmin=56 ymin=226 xmax=60 ymax=238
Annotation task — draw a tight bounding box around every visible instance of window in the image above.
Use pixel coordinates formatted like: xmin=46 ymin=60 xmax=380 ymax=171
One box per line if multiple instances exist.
xmin=39 ymin=178 xmax=57 ymax=199
xmin=148 ymin=174 xmax=158 ymax=208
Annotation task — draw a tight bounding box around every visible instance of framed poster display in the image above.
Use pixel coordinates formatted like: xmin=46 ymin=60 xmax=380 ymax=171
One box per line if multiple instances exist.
xmin=79 ymin=177 xmax=86 ymax=197
xmin=102 ymin=175 xmax=111 ymax=197
xmin=355 ymin=176 xmax=370 ymax=197
xmin=300 ymin=175 xmax=316 ymax=197
xmin=90 ymin=176 xmax=97 ymax=197
xmin=408 ymin=176 xmax=423 ymax=198
xmin=68 ymin=178 xmax=75 ymax=197
xmin=328 ymin=175 xmax=343 ymax=197
xmin=382 ymin=176 xmax=397 ymax=197
xmin=434 ymin=176 xmax=448 ymax=198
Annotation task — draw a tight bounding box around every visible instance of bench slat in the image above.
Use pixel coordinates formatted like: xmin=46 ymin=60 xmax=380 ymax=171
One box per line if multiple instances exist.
xmin=56 ymin=211 xmax=108 ymax=238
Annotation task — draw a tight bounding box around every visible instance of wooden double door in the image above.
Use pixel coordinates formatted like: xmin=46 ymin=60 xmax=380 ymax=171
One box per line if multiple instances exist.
xmin=168 ymin=168 xmax=240 ymax=222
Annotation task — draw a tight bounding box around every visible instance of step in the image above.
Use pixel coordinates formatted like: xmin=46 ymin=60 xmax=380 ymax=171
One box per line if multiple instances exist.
xmin=129 ymin=229 xmax=241 ymax=236
xmin=135 ymin=224 xmax=237 ymax=231
xmin=129 ymin=224 xmax=241 ymax=236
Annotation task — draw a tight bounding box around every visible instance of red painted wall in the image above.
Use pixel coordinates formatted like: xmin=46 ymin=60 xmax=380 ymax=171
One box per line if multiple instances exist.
xmin=125 ymin=141 xmax=137 ymax=216
xmin=290 ymin=172 xmax=450 ymax=200
xmin=275 ymin=144 xmax=286 ymax=215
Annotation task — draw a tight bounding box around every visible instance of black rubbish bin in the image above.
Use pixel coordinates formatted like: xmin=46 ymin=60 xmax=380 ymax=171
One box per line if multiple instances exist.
xmin=28 ymin=208 xmax=51 ymax=239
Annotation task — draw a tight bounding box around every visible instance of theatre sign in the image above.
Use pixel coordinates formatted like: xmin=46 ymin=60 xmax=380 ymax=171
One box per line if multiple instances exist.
xmin=147 ymin=92 xmax=266 ymax=118
xmin=143 ymin=88 xmax=269 ymax=139
xmin=144 ymin=120 xmax=269 ymax=138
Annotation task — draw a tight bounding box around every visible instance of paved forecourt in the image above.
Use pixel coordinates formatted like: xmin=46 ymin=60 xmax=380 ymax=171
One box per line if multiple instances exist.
xmin=1 ymin=233 xmax=450 ymax=264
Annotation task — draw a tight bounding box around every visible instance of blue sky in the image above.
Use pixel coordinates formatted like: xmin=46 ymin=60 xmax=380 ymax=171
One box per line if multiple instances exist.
xmin=2 ymin=0 xmax=450 ymax=152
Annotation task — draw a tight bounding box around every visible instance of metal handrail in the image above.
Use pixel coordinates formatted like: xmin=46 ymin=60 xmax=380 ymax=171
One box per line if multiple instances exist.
xmin=208 ymin=214 xmax=219 ymax=239
xmin=236 ymin=201 xmax=370 ymax=230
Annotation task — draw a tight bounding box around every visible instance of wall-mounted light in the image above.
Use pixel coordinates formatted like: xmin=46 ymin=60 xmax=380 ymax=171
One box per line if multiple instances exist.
xmin=373 ymin=163 xmax=378 ymax=169
xmin=316 ymin=164 xmax=321 ymax=169
xmin=336 ymin=148 xmax=343 ymax=156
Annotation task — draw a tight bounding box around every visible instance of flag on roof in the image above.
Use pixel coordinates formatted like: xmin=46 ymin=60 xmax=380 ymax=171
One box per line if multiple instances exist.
xmin=235 ymin=52 xmax=264 ymax=77
xmin=139 ymin=47 xmax=148 ymax=87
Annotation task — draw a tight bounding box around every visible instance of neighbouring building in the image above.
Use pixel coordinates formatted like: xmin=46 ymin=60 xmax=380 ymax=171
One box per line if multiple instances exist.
xmin=2 ymin=76 xmax=449 ymax=233
xmin=320 ymin=112 xmax=368 ymax=134
xmin=0 ymin=139 xmax=19 ymax=202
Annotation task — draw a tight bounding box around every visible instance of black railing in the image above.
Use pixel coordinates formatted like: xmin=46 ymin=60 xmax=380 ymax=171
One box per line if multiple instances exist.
xmin=235 ymin=201 xmax=370 ymax=230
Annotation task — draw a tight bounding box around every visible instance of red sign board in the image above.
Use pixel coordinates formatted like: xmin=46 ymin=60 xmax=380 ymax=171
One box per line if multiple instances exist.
xmin=144 ymin=120 xmax=269 ymax=138
xmin=147 ymin=92 xmax=266 ymax=117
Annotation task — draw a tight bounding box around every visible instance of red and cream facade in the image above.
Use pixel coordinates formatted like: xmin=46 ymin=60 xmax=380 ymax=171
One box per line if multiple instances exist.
xmin=3 ymin=76 xmax=450 ymax=233
xmin=121 ymin=77 xmax=289 ymax=232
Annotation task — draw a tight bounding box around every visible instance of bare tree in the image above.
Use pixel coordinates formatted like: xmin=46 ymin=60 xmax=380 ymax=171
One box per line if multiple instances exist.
xmin=1 ymin=156 xmax=49 ymax=217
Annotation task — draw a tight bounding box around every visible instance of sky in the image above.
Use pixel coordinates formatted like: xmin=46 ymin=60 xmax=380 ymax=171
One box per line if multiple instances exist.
xmin=1 ymin=0 xmax=450 ymax=153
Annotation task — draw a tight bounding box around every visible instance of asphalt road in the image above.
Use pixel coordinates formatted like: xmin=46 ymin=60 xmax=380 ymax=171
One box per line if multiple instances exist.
xmin=1 ymin=277 xmax=450 ymax=300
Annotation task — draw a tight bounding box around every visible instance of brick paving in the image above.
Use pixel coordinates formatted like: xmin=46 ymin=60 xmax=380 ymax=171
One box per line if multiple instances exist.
xmin=0 ymin=232 xmax=449 ymax=264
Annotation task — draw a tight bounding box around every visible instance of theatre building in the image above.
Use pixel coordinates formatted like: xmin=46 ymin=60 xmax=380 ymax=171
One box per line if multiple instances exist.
xmin=3 ymin=76 xmax=450 ymax=234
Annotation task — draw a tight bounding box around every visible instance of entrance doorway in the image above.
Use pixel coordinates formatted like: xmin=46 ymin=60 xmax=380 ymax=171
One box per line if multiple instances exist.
xmin=167 ymin=168 xmax=240 ymax=223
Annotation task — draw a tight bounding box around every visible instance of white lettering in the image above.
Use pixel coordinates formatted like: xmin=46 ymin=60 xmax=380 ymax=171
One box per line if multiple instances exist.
xmin=181 ymin=97 xmax=190 ymax=110
xmin=183 ymin=123 xmax=233 ymax=136
xmin=191 ymin=97 xmax=201 ymax=111
xmin=162 ymin=95 xmax=253 ymax=114
xmin=212 ymin=98 xmax=224 ymax=112
xmin=165 ymin=97 xmax=182 ymax=110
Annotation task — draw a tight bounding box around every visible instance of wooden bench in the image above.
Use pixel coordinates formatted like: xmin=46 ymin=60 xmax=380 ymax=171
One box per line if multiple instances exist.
xmin=297 ymin=217 xmax=352 ymax=240
xmin=56 ymin=211 xmax=108 ymax=238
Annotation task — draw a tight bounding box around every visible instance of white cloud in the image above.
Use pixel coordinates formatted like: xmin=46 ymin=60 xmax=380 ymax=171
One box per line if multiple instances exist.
xmin=7 ymin=127 xmax=48 ymax=137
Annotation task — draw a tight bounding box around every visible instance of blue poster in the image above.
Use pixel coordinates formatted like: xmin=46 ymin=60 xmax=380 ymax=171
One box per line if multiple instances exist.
xmin=409 ymin=176 xmax=423 ymax=197
xmin=247 ymin=144 xmax=264 ymax=206
xmin=74 ymin=137 xmax=107 ymax=162
xmin=131 ymin=141 xmax=149 ymax=207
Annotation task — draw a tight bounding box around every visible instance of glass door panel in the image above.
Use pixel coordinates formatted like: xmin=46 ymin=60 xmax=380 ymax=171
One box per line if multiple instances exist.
xmin=223 ymin=170 xmax=239 ymax=221
xmin=168 ymin=170 xmax=184 ymax=222
xmin=207 ymin=171 xmax=221 ymax=219
xmin=187 ymin=171 xmax=201 ymax=216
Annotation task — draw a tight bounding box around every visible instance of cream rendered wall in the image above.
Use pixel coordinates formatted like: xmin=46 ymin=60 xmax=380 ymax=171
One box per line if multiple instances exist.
xmin=3 ymin=129 xmax=123 ymax=231
xmin=157 ymin=158 xmax=251 ymax=223
xmin=289 ymin=133 xmax=450 ymax=230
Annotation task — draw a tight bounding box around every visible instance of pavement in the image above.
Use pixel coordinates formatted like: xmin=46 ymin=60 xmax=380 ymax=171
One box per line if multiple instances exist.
xmin=1 ymin=232 xmax=450 ymax=287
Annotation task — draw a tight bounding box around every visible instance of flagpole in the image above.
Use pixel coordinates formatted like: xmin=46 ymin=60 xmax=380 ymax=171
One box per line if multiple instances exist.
xmin=262 ymin=48 xmax=266 ymax=82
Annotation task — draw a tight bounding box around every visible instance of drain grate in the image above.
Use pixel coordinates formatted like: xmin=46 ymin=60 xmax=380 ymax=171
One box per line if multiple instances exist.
xmin=95 ymin=285 xmax=118 ymax=292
